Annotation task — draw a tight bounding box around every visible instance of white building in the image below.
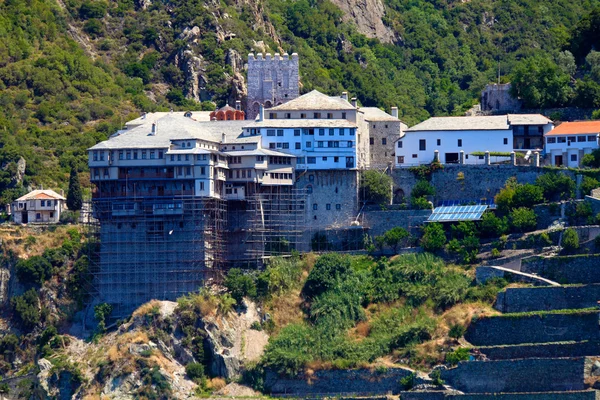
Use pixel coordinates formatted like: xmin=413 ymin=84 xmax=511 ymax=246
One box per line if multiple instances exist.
xmin=11 ymin=190 xmax=66 ymax=224
xmin=395 ymin=114 xmax=553 ymax=166
xmin=544 ymin=121 xmax=600 ymax=168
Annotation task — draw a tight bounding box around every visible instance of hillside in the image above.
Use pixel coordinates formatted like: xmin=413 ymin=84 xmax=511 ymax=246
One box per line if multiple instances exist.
xmin=3 ymin=0 xmax=600 ymax=199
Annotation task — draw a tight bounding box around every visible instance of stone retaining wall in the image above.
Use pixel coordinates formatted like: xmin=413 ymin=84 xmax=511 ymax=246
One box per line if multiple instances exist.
xmin=362 ymin=209 xmax=431 ymax=236
xmin=478 ymin=341 xmax=600 ymax=360
xmin=465 ymin=312 xmax=599 ymax=346
xmin=521 ymin=255 xmax=600 ymax=284
xmin=446 ymin=391 xmax=599 ymax=400
xmin=494 ymin=285 xmax=600 ymax=313
xmin=440 ymin=358 xmax=586 ymax=393
xmin=264 ymin=367 xmax=417 ymax=395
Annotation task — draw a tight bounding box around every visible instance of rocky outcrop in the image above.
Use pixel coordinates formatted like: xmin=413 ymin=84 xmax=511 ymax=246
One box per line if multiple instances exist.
xmin=203 ymin=299 xmax=269 ymax=379
xmin=1 ymin=156 xmax=26 ymax=187
xmin=329 ymin=0 xmax=396 ymax=43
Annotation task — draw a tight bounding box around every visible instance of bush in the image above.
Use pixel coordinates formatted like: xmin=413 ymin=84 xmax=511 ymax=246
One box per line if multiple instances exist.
xmin=450 ymin=221 xmax=477 ymax=240
xmin=185 ymin=362 xmax=205 ymax=381
xmin=94 ymin=303 xmax=113 ymax=331
xmin=510 ymin=208 xmax=537 ymax=232
xmin=411 ymin=196 xmax=432 ymax=210
xmin=445 ymin=347 xmax=470 ymax=365
xmin=535 ymin=172 xmax=575 ymax=201
xmin=224 ymin=268 xmax=257 ymax=304
xmin=400 ymin=373 xmax=417 ymax=390
xmin=512 ymin=184 xmax=544 ymax=208
xmin=448 ymin=324 xmax=466 ymax=339
xmin=580 ymin=176 xmax=600 ymax=196
xmin=383 ymin=227 xmax=409 ymax=252
xmin=11 ymin=289 xmax=41 ymax=330
xmin=360 ymin=170 xmax=392 ymax=204
xmin=303 ymin=253 xmax=352 ymax=299
xmin=411 ymin=180 xmax=436 ymax=198
xmin=15 ymin=256 xmax=53 ymax=285
xmin=479 ymin=212 xmax=509 ymax=238
xmin=420 ymin=223 xmax=446 ymax=252
xmin=562 ymin=228 xmax=580 ymax=253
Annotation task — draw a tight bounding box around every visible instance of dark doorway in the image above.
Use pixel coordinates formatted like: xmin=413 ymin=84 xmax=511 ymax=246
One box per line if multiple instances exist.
xmin=21 ymin=212 xmax=28 ymax=223
xmin=555 ymin=155 xmax=563 ymax=166
xmin=524 ymin=138 xmax=531 ymax=149
xmin=445 ymin=153 xmax=459 ymax=163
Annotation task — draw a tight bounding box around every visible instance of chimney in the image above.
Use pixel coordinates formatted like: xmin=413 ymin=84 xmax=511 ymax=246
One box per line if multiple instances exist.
xmin=235 ymin=100 xmax=241 ymax=111
xmin=351 ymin=97 xmax=357 ymax=108
xmin=151 ymin=122 xmax=157 ymax=135
xmin=222 ymin=133 xmax=226 ymax=143
xmin=391 ymin=107 xmax=398 ymax=118
xmin=258 ymin=104 xmax=265 ymax=122
xmin=341 ymin=92 xmax=348 ymax=101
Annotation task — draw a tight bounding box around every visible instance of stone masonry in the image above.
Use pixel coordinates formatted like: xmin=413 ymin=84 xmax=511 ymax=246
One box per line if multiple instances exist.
xmin=246 ymin=53 xmax=299 ymax=120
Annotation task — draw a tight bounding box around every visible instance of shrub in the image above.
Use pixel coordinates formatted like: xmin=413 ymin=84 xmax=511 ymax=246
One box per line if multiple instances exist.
xmin=383 ymin=227 xmax=410 ymax=252
xmin=411 ymin=196 xmax=432 ymax=210
xmin=562 ymin=228 xmax=580 ymax=253
xmin=185 ymin=362 xmax=205 ymax=381
xmin=15 ymin=256 xmax=53 ymax=285
xmin=450 ymin=221 xmax=477 ymax=240
xmin=495 ymin=178 xmax=518 ymax=214
xmin=360 ymin=170 xmax=392 ymax=204
xmin=510 ymin=208 xmax=537 ymax=232
xmin=400 ymin=373 xmax=417 ymax=390
xmin=303 ymin=253 xmax=352 ymax=299
xmin=448 ymin=323 xmax=466 ymax=339
xmin=420 ymin=223 xmax=446 ymax=252
xmin=445 ymin=347 xmax=470 ymax=365
xmin=11 ymin=289 xmax=41 ymax=330
xmin=512 ymin=184 xmax=544 ymax=208
xmin=94 ymin=303 xmax=113 ymax=331
xmin=580 ymin=176 xmax=600 ymax=196
xmin=411 ymin=180 xmax=436 ymax=198
xmin=535 ymin=172 xmax=575 ymax=201
xmin=224 ymin=268 xmax=257 ymax=304
xmin=491 ymin=248 xmax=501 ymax=258
xmin=479 ymin=212 xmax=509 ymax=238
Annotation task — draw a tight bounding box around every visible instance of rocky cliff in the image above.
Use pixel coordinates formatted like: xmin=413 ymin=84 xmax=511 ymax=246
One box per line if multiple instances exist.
xmin=329 ymin=0 xmax=396 ymax=43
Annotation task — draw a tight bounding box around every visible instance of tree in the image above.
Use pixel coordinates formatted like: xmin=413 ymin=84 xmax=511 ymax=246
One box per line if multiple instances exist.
xmin=67 ymin=167 xmax=83 ymax=211
xmin=420 ymin=223 xmax=446 ymax=252
xmin=224 ymin=268 xmax=257 ymax=304
xmin=303 ymin=253 xmax=352 ymax=299
xmin=581 ymin=176 xmax=600 ymax=196
xmin=384 ymin=227 xmax=410 ymax=252
xmin=479 ymin=212 xmax=509 ymax=238
xmin=535 ymin=173 xmax=575 ymax=201
xmin=360 ymin=170 xmax=392 ymax=205
xmin=510 ymin=207 xmax=537 ymax=232
xmin=94 ymin=303 xmax=113 ymax=331
xmin=510 ymin=56 xmax=573 ymax=108
xmin=411 ymin=180 xmax=435 ymax=198
xmin=11 ymin=289 xmax=41 ymax=330
xmin=15 ymin=256 xmax=53 ymax=285
xmin=512 ymin=184 xmax=544 ymax=208
xmin=562 ymin=228 xmax=580 ymax=253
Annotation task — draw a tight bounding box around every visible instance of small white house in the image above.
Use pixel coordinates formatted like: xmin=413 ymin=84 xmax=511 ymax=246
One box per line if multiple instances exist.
xmin=544 ymin=121 xmax=600 ymax=168
xmin=11 ymin=190 xmax=66 ymax=224
xmin=395 ymin=114 xmax=553 ymax=166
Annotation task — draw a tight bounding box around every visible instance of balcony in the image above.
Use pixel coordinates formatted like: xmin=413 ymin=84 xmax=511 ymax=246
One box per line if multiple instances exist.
xmin=118 ymin=170 xmax=175 ymax=179
xmin=92 ymin=189 xmax=194 ymax=199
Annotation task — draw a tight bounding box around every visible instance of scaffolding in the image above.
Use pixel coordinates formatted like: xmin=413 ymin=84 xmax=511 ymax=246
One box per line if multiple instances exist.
xmin=86 ymin=196 xmax=226 ymax=318
xmin=244 ymin=187 xmax=307 ymax=261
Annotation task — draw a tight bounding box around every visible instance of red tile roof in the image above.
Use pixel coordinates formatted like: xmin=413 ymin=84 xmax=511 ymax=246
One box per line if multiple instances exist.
xmin=546 ymin=121 xmax=600 ymax=135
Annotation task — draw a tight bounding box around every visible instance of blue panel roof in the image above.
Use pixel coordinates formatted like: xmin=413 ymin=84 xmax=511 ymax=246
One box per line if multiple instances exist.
xmin=427 ymin=205 xmax=489 ymax=222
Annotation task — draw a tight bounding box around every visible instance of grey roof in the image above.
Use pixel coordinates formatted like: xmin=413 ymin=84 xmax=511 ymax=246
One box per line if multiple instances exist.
xmin=407 ymin=116 xmax=509 ymax=132
xmin=268 ymin=90 xmax=355 ymax=111
xmin=89 ymin=115 xmax=248 ymax=150
xmin=508 ymin=114 xmax=552 ymax=125
xmin=225 ymin=149 xmax=294 ymax=157
xmin=125 ymin=111 xmax=213 ymax=127
xmin=360 ymin=107 xmax=400 ymax=122
xmin=16 ymin=189 xmax=65 ymax=201
xmin=244 ymin=119 xmax=357 ymax=129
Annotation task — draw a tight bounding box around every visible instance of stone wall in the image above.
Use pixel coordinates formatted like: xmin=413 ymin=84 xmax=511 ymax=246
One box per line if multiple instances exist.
xmin=264 ymin=367 xmax=417 ymax=395
xmin=465 ymin=312 xmax=600 ymax=346
xmin=478 ymin=341 xmax=600 ymax=360
xmin=494 ymin=284 xmax=600 ymax=313
xmin=446 ymin=391 xmax=599 ymax=400
xmin=362 ymin=209 xmax=431 ymax=236
xmin=440 ymin=358 xmax=586 ymax=393
xmin=521 ymin=255 xmax=600 ymax=284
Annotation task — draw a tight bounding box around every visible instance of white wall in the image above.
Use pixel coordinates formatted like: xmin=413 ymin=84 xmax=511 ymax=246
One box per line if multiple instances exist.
xmin=545 ymin=134 xmax=598 ymax=167
xmin=395 ymin=129 xmax=512 ymax=166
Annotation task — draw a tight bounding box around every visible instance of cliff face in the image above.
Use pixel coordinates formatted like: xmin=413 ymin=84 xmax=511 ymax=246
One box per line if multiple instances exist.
xmin=329 ymin=0 xmax=396 ymax=43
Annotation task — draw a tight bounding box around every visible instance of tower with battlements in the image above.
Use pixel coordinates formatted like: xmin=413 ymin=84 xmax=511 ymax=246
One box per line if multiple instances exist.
xmin=246 ymin=52 xmax=299 ymax=120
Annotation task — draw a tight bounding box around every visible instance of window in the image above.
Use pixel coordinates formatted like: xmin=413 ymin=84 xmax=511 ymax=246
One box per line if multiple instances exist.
xmin=269 ymin=112 xmax=276 ymax=119
xmin=158 ymin=151 xmax=163 ymax=159
xmin=178 ymin=166 xmax=183 ymax=175
xmin=347 ymin=141 xmax=353 ymax=148
xmin=373 ymin=124 xmax=376 ymax=128
xmin=326 ymin=203 xmax=331 ymax=210
xmin=313 ymin=203 xmax=318 ymax=210
xmin=93 ymin=151 xmax=98 ymax=161
xmin=313 ymin=112 xmax=321 ymax=119
xmin=571 ymin=154 xmax=578 ymax=162
xmin=50 ymin=212 xmax=54 ymax=219
xmin=458 ymin=139 xmax=462 ymax=147
xmin=294 ymin=129 xmax=300 ymax=136
xmin=336 ymin=204 xmax=341 ymax=210
xmin=201 ymin=166 xmax=206 ymax=175
xmin=277 ymin=129 xmax=284 ymax=136
xmin=306 ymin=142 xmax=312 ymax=148
xmin=293 ymin=142 xmax=300 ymax=149
xmin=503 ymin=138 xmax=508 ymax=145
xmin=370 ymin=138 xmax=374 ymax=145
xmin=308 ymin=129 xmax=315 ymax=135
xmin=318 ymin=141 xmax=324 ymax=148
xmin=385 ymin=124 xmax=388 ymax=128
xmin=412 ymin=154 xmax=417 ymax=158
xmin=186 ymin=167 xmax=191 ymax=175
xmin=297 ymin=157 xmax=305 ymax=164
xmin=185 ymin=155 xmax=189 ymax=161
xmin=437 ymin=139 xmax=441 ymax=146
xmin=285 ymin=113 xmax=291 ymax=119
xmin=342 ymin=112 xmax=346 ymax=119
xmin=119 ymin=151 xmax=124 ymax=160
xmin=306 ymin=184 xmax=313 ymax=193
xmin=200 ymin=182 xmax=205 ymax=190
xmin=267 ymin=129 xmax=276 ymax=136
xmin=177 ymin=155 xmax=182 ymax=161
xmin=397 ymin=156 xmax=404 ymax=164
xmin=150 ymin=151 xmax=155 ymax=159
xmin=126 ymin=151 xmax=131 ymax=160
xmin=141 ymin=151 xmax=147 ymax=159
xmin=104 ymin=168 xmax=109 ymax=177
xmin=269 ymin=143 xmax=276 ymax=149
xmin=256 ymin=156 xmax=264 ymax=162
xmin=340 ymin=128 xmax=345 ymax=136
xmin=558 ymin=137 xmax=566 ymax=143
xmin=283 ymin=143 xmax=289 ymax=149
xmin=382 ymin=138 xmax=387 ymax=145
xmin=307 ymin=157 xmax=316 ymax=164
xmin=36 ymin=213 xmax=41 ymax=220
xmin=547 ymin=137 xmax=556 ymax=144
xmin=350 ymin=129 xmax=355 ymax=135
xmin=578 ymin=136 xmax=586 ymax=142
xmin=329 ymin=129 xmax=335 ymax=136
xmin=309 ymin=175 xmax=315 ymax=182
xmin=589 ymin=135 xmax=597 ymax=142
xmin=327 ymin=113 xmax=333 ymax=119
xmin=41 ymin=200 xmax=45 ymax=206
xmin=319 ymin=129 xmax=325 ymax=136
xmin=568 ymin=136 xmax=576 ymax=144
xmin=398 ymin=141 xmax=403 ymax=148
xmin=419 ymin=139 xmax=426 ymax=151
xmin=323 ymin=157 xmax=327 ymax=161
xmin=301 ymin=113 xmax=307 ymax=119
xmin=334 ymin=156 xmax=339 ymax=162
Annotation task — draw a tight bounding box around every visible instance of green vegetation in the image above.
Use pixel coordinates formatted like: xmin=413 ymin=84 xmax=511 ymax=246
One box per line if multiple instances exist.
xmin=11 ymin=289 xmax=43 ymax=330
xmin=15 ymin=256 xmax=53 ymax=285
xmin=562 ymin=228 xmax=580 ymax=253
xmin=66 ymin=167 xmax=83 ymax=211
xmin=420 ymin=223 xmax=447 ymax=252
xmin=94 ymin=303 xmax=113 ymax=332
xmin=361 ymin=170 xmax=392 ymax=205
xmin=510 ymin=207 xmax=538 ymax=232
xmin=224 ymin=268 xmax=257 ymax=305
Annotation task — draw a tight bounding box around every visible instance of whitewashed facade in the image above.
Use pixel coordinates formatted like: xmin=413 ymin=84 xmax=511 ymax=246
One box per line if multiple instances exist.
xmin=11 ymin=190 xmax=66 ymax=224
xmin=544 ymin=122 xmax=600 ymax=168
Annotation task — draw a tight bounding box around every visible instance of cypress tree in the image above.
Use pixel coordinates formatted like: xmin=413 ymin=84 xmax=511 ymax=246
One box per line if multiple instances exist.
xmin=67 ymin=167 xmax=83 ymax=211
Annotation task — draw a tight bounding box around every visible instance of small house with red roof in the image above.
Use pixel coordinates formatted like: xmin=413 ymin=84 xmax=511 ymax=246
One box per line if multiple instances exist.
xmin=11 ymin=189 xmax=66 ymax=224
xmin=209 ymin=101 xmax=245 ymax=121
xmin=545 ymin=121 xmax=600 ymax=167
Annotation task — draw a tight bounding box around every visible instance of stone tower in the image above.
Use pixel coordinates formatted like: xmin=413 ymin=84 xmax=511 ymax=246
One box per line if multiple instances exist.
xmin=246 ymin=52 xmax=299 ymax=120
